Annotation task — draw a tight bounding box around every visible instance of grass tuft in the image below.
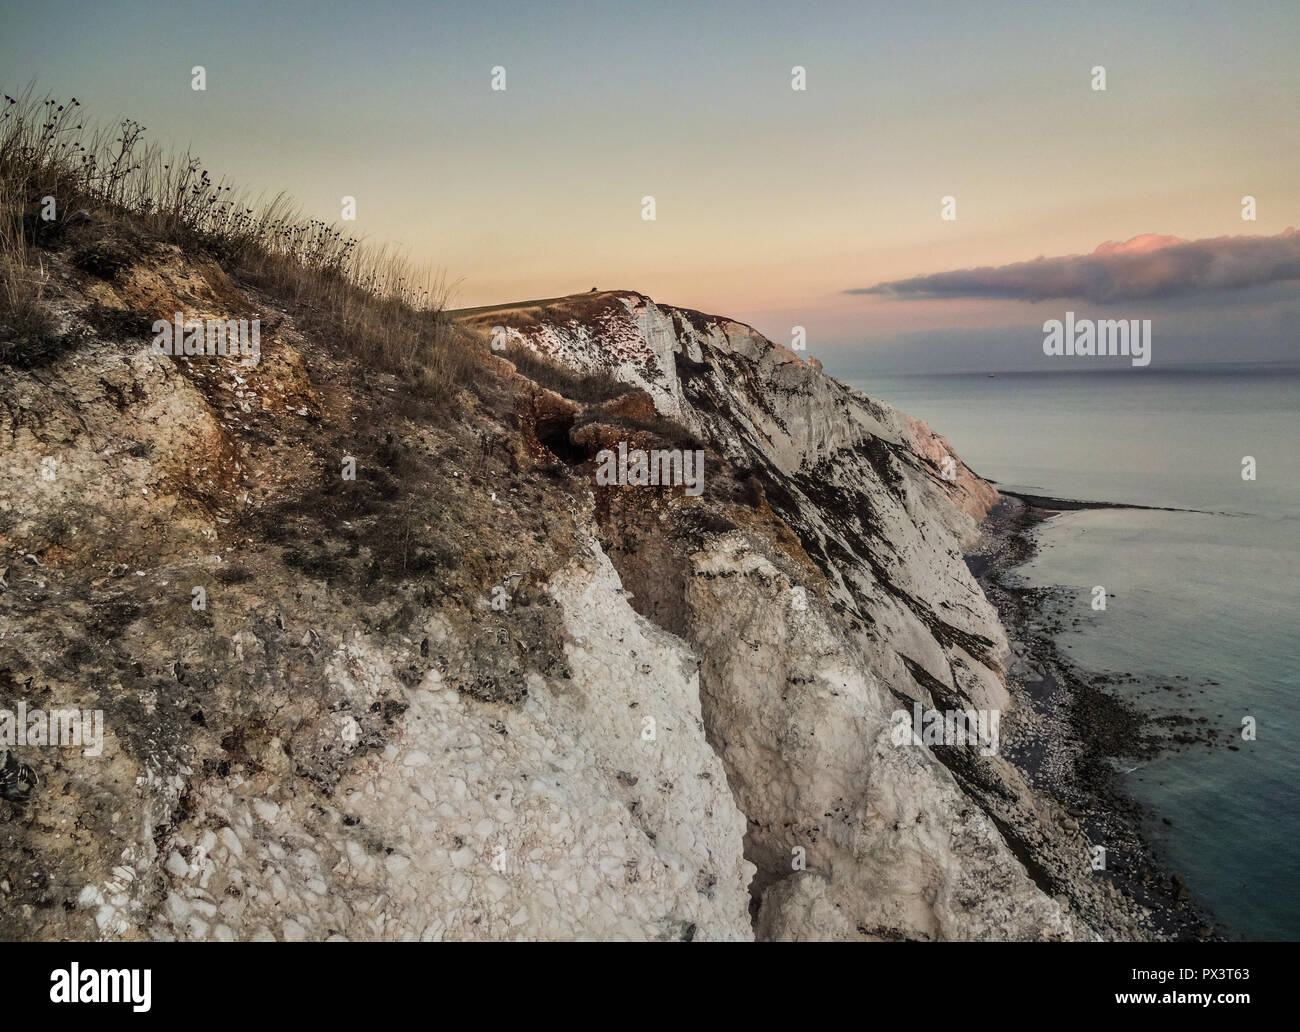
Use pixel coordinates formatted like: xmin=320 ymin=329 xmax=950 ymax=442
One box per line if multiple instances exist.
xmin=0 ymin=86 xmax=478 ymax=396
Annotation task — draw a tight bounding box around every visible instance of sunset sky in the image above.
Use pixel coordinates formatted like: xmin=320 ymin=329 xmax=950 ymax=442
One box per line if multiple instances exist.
xmin=3 ymin=0 xmax=1297 ymax=371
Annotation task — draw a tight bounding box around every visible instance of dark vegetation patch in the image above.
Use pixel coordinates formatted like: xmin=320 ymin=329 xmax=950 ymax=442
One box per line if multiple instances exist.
xmin=282 ymin=546 xmax=351 ymax=584
xmin=503 ymin=343 xmax=627 ymax=403
xmin=214 ymin=564 xmax=254 ymax=586
xmin=446 ymin=598 xmax=572 ymax=710
xmin=82 ymin=302 xmax=156 ymax=341
xmin=86 ymin=596 xmax=142 ymax=639
xmin=0 ymin=298 xmax=67 ymax=368
xmin=69 ymin=235 xmax=140 ymax=281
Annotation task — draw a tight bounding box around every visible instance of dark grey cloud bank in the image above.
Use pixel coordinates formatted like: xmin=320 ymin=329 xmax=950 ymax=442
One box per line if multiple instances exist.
xmin=853 ymin=229 xmax=1300 ymax=304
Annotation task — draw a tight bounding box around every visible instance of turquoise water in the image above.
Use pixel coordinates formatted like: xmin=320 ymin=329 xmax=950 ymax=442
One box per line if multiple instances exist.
xmin=843 ymin=365 xmax=1300 ymax=941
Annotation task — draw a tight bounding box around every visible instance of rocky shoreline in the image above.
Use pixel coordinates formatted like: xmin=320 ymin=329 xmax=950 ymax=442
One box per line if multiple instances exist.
xmin=970 ymin=493 xmax=1224 ymax=940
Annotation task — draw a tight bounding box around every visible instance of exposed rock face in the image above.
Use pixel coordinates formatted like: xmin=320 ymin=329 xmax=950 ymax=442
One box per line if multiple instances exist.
xmin=130 ymin=548 xmax=753 ymax=942
xmin=466 ymin=292 xmax=1091 ymax=940
xmin=3 ymin=256 xmax=1103 ymax=940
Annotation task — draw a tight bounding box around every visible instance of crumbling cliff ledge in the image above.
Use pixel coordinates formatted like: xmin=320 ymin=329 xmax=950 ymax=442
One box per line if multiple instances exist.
xmin=0 ymin=254 xmax=1181 ymax=939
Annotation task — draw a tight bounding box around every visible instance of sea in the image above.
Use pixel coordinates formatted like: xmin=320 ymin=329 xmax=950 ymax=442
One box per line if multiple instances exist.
xmin=843 ymin=363 xmax=1300 ymax=941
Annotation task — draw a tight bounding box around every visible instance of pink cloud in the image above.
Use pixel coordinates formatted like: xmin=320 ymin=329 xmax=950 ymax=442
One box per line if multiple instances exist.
xmin=851 ymin=228 xmax=1300 ymax=303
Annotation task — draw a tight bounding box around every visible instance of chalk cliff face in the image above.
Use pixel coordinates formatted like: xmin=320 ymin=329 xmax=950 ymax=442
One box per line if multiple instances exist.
xmin=466 ymin=292 xmax=1087 ymax=941
xmin=1 ymin=254 xmax=1094 ymax=940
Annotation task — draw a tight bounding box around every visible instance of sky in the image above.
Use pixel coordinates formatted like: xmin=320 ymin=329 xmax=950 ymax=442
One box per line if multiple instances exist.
xmin=2 ymin=0 xmax=1297 ymax=372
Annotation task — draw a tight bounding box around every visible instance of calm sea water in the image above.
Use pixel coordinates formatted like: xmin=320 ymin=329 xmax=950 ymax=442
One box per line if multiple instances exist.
xmin=844 ymin=364 xmax=1300 ymax=941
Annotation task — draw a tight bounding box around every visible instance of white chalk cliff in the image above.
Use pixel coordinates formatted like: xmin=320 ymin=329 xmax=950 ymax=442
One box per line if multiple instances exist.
xmin=467 ymin=291 xmax=1090 ymax=940
xmin=1 ymin=261 xmax=1102 ymax=940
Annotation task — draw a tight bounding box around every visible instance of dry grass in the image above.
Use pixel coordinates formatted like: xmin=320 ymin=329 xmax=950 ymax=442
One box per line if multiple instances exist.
xmin=502 ymin=342 xmax=628 ymax=403
xmin=0 ymin=187 xmax=58 ymax=364
xmin=0 ymin=86 xmax=477 ymax=394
